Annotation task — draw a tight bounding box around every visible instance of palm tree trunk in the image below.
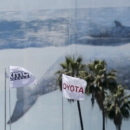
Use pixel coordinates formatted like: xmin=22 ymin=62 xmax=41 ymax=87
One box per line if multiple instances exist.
xmin=102 ymin=106 xmax=105 ymax=130
xmin=102 ymin=89 xmax=105 ymax=130
xmin=77 ymin=101 xmax=84 ymax=130
xmin=102 ymin=73 xmax=107 ymax=130
xmin=117 ymin=125 xmax=121 ymax=130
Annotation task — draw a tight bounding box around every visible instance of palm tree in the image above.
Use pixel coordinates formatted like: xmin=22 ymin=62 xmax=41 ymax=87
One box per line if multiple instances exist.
xmin=86 ymin=60 xmax=117 ymax=130
xmin=56 ymin=56 xmax=89 ymax=130
xmin=104 ymin=85 xmax=130 ymax=130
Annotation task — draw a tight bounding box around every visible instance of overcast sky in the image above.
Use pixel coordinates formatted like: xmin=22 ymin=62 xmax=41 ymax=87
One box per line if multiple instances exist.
xmin=0 ymin=0 xmax=130 ymax=11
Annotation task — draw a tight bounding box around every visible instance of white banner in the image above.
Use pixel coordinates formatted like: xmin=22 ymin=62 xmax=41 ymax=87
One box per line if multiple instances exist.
xmin=62 ymin=74 xmax=87 ymax=100
xmin=9 ymin=66 xmax=37 ymax=88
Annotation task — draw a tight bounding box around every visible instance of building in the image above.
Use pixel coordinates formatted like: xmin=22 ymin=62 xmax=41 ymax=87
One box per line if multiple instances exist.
xmin=0 ymin=0 xmax=130 ymax=130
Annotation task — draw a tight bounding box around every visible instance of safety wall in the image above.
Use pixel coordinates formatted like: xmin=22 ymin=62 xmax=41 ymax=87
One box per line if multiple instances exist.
xmin=0 ymin=0 xmax=130 ymax=130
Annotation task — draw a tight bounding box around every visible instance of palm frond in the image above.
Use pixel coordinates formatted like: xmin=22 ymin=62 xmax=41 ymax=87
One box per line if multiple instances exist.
xmin=60 ymin=63 xmax=67 ymax=69
xmin=76 ymin=56 xmax=82 ymax=63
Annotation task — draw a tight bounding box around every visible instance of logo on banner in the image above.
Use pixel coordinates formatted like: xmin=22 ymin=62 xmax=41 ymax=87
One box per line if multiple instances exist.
xmin=9 ymin=66 xmax=37 ymax=88
xmin=10 ymin=71 xmax=30 ymax=81
xmin=62 ymin=74 xmax=87 ymax=100
xmin=63 ymin=83 xmax=84 ymax=93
